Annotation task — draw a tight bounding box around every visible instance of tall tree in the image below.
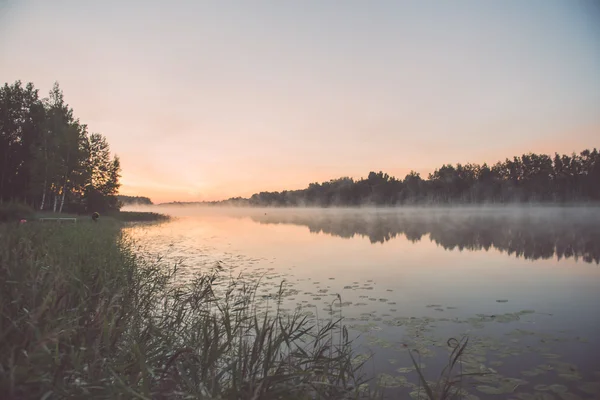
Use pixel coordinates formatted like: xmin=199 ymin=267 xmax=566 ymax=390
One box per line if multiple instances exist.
xmin=0 ymin=81 xmax=122 ymax=213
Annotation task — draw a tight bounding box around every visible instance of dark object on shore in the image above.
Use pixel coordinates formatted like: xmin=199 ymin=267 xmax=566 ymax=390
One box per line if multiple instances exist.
xmin=92 ymin=212 xmax=100 ymax=222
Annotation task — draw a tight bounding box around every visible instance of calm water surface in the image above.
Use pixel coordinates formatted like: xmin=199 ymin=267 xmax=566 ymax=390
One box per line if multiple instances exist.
xmin=124 ymin=207 xmax=600 ymax=399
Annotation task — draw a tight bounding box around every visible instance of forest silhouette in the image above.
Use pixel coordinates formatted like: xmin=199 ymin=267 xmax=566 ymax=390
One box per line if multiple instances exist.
xmin=248 ymin=209 xmax=600 ymax=264
xmin=164 ymin=149 xmax=600 ymax=207
xmin=243 ymin=150 xmax=600 ymax=206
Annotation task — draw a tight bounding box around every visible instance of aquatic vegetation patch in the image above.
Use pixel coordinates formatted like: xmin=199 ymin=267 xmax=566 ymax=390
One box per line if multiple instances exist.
xmin=377 ymin=373 xmax=410 ymax=388
xmin=577 ymin=381 xmax=600 ymax=395
xmin=349 ymin=323 xmax=380 ymax=333
xmin=352 ymin=353 xmax=371 ymax=366
xmin=124 ymin=223 xmax=597 ymax=400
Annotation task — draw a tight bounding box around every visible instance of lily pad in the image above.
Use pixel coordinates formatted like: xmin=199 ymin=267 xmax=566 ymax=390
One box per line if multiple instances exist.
xmin=516 ymin=394 xmax=559 ymax=400
xmin=396 ymin=366 xmax=416 ymax=373
xmin=577 ymin=382 xmax=600 ymax=395
xmin=518 ymin=309 xmax=536 ymax=315
xmin=514 ymin=393 xmax=537 ymax=400
xmin=476 ymin=385 xmax=505 ymax=395
xmin=521 ymin=368 xmax=545 ymax=377
xmin=557 ymin=393 xmax=583 ymax=400
xmin=352 ymin=354 xmax=370 ymax=366
xmin=557 ymin=373 xmax=581 ymax=381
xmin=495 ymin=313 xmax=521 ymax=323
xmin=377 ymin=373 xmax=408 ymax=388
xmin=348 ymin=323 xmax=378 ymax=333
xmin=547 ymin=385 xmax=568 ymax=394
xmin=533 ymin=394 xmax=557 ymax=400
xmin=409 ymin=390 xmax=430 ymax=400
xmin=538 ymin=364 xmax=555 ymax=371
xmin=499 ymin=377 xmax=528 ymax=392
xmin=541 ymin=353 xmax=561 ymax=359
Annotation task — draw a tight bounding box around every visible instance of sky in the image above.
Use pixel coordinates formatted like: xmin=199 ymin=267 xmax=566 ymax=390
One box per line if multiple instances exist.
xmin=1 ymin=0 xmax=599 ymax=203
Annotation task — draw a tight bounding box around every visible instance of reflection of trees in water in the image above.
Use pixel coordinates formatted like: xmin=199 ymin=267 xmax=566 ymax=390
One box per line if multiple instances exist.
xmin=250 ymin=211 xmax=600 ymax=264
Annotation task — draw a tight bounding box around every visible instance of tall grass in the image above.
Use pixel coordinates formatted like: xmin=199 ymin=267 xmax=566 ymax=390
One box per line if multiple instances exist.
xmin=409 ymin=337 xmax=476 ymax=400
xmin=0 ymin=221 xmax=370 ymax=399
xmin=0 ymin=202 xmax=34 ymax=222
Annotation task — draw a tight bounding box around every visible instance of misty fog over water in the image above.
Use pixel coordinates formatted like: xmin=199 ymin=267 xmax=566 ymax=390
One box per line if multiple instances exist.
xmin=124 ymin=206 xmax=600 ymax=398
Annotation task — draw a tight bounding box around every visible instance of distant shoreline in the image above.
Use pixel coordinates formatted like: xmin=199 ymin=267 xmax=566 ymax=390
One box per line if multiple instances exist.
xmin=154 ymin=202 xmax=600 ymax=208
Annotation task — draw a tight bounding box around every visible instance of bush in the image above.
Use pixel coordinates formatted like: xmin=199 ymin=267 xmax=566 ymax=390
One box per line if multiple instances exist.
xmin=0 ymin=202 xmax=34 ymax=222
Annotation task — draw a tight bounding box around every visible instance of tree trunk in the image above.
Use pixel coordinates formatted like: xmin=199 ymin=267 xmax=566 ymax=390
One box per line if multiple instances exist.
xmin=59 ymin=186 xmax=66 ymax=213
xmin=40 ymin=133 xmax=49 ymax=210
xmin=58 ymin=149 xmax=70 ymax=214
xmin=0 ymin=148 xmax=8 ymax=201
xmin=53 ymin=194 xmax=58 ymax=212
xmin=40 ymin=179 xmax=47 ymax=210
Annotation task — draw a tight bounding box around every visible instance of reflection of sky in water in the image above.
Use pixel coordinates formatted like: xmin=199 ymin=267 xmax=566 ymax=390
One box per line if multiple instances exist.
xmin=123 ymin=207 xmax=600 ymax=399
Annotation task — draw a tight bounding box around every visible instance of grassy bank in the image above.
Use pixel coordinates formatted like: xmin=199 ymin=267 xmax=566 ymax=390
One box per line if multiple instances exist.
xmin=0 ymin=221 xmax=370 ymax=399
xmin=0 ymin=202 xmax=35 ymax=222
xmin=0 ymin=202 xmax=170 ymax=224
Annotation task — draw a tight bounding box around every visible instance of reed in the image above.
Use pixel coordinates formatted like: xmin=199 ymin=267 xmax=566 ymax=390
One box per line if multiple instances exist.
xmin=0 ymin=221 xmax=371 ymax=399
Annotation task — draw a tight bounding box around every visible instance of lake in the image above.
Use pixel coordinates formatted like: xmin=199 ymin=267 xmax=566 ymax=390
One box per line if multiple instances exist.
xmin=123 ymin=206 xmax=600 ymax=399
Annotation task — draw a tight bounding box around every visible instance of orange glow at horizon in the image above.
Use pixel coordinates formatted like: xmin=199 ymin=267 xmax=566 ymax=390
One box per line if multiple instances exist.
xmin=119 ymin=123 xmax=599 ymax=204
xmin=1 ymin=1 xmax=598 ymax=205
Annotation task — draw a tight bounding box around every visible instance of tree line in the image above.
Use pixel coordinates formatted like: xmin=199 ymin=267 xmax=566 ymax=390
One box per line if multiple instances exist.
xmin=211 ymin=149 xmax=598 ymax=207
xmin=0 ymin=81 xmax=121 ymax=213
xmin=161 ymin=148 xmax=600 ymax=207
xmin=117 ymin=195 xmax=153 ymax=206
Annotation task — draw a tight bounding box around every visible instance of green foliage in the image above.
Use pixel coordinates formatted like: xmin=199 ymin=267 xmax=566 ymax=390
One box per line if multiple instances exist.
xmin=0 ymin=202 xmax=34 ymax=222
xmin=0 ymin=81 xmax=121 ymax=213
xmin=0 ymin=223 xmax=372 ymax=399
